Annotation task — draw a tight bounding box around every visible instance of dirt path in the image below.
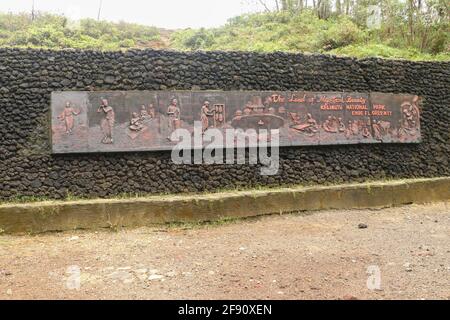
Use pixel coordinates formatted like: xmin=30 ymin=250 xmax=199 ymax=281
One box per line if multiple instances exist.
xmin=0 ymin=202 xmax=449 ymax=300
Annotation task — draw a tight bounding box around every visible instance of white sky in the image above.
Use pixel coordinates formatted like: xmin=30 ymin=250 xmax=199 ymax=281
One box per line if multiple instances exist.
xmin=0 ymin=0 xmax=270 ymax=29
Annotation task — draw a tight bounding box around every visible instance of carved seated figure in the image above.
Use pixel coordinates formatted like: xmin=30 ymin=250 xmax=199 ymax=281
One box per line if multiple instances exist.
xmin=289 ymin=112 xmax=301 ymax=124
xmin=129 ymin=112 xmax=144 ymax=131
xmin=289 ymin=112 xmax=318 ymax=136
xmin=233 ymin=110 xmax=243 ymax=120
xmin=140 ymin=105 xmax=150 ymax=120
xmin=305 ymin=113 xmax=319 ymax=133
xmin=337 ymin=117 xmax=346 ymax=132
xmin=362 ymin=119 xmax=372 ymax=138
xmin=323 ymin=116 xmax=338 ymax=133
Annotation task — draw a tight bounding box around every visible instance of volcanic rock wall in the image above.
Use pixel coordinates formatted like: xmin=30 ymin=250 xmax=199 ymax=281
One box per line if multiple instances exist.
xmin=0 ymin=48 xmax=449 ymax=200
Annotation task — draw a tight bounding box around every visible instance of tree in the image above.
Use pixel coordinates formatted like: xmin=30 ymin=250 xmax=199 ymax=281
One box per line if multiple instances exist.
xmin=317 ymin=0 xmax=332 ymax=19
xmin=31 ymin=0 xmax=36 ymax=21
xmin=407 ymin=0 xmax=415 ymax=44
xmin=336 ymin=0 xmax=342 ymax=14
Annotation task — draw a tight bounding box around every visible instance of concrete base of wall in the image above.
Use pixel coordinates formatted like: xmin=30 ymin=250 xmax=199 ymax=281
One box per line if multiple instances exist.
xmin=0 ymin=177 xmax=449 ymax=234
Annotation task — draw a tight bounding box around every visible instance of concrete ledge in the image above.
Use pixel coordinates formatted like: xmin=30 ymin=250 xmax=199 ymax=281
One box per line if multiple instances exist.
xmin=0 ymin=177 xmax=449 ymax=234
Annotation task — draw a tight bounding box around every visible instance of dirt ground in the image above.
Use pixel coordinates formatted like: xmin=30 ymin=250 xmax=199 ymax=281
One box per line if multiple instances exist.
xmin=0 ymin=202 xmax=449 ymax=300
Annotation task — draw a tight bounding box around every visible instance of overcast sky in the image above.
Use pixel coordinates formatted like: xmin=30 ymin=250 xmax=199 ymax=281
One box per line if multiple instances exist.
xmin=0 ymin=0 xmax=270 ymax=29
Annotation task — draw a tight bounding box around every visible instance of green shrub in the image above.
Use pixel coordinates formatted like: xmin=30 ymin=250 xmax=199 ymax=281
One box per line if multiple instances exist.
xmin=0 ymin=10 xmax=447 ymax=61
xmin=318 ymin=18 xmax=365 ymax=51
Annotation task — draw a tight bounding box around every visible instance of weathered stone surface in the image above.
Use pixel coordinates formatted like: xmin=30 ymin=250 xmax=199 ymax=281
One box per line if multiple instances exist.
xmin=0 ymin=48 xmax=448 ymax=200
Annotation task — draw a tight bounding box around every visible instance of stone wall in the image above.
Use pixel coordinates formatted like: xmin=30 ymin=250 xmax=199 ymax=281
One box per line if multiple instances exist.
xmin=0 ymin=48 xmax=449 ymax=200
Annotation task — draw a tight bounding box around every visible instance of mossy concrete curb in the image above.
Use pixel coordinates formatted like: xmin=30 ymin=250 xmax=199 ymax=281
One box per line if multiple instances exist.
xmin=1 ymin=177 xmax=449 ymax=234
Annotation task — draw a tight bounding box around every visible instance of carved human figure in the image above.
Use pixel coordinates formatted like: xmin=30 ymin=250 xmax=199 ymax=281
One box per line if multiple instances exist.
xmin=233 ymin=110 xmax=243 ymax=120
xmin=140 ymin=105 xmax=150 ymax=120
xmin=167 ymin=98 xmax=181 ymax=140
xmin=289 ymin=112 xmax=301 ymax=124
xmin=351 ymin=120 xmax=360 ymax=135
xmin=243 ymin=101 xmax=252 ymax=115
xmin=401 ymin=100 xmax=420 ymax=130
xmin=398 ymin=97 xmax=420 ymax=139
xmin=345 ymin=120 xmax=354 ymax=138
xmin=337 ymin=117 xmax=346 ymax=132
xmin=305 ymin=113 xmax=319 ymax=133
xmin=250 ymin=96 xmax=265 ymax=114
xmin=379 ymin=121 xmax=391 ymax=135
xmin=214 ymin=104 xmax=226 ymax=127
xmin=345 ymin=120 xmax=359 ymax=138
xmin=201 ymin=101 xmax=214 ymax=134
xmin=263 ymin=96 xmax=273 ymax=111
xmin=97 ymin=98 xmax=115 ymax=144
xmin=130 ymin=112 xmax=144 ymax=131
xmin=362 ymin=119 xmax=372 ymax=138
xmin=148 ymin=103 xmax=155 ymax=118
xmin=323 ymin=115 xmax=338 ymax=133
xmin=217 ymin=113 xmax=224 ymax=125
xmin=372 ymin=119 xmax=383 ymax=141
xmin=289 ymin=112 xmax=318 ymax=136
xmin=58 ymin=101 xmax=80 ymax=134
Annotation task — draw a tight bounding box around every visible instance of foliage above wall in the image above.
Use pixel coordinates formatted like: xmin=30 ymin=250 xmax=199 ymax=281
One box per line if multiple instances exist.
xmin=0 ymin=12 xmax=164 ymax=51
xmin=171 ymin=9 xmax=449 ymax=61
xmin=0 ymin=2 xmax=448 ymax=61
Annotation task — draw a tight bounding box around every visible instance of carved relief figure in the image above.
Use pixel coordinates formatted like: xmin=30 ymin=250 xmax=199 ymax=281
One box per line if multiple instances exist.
xmin=243 ymin=102 xmax=252 ymax=115
xmin=346 ymin=120 xmax=355 ymax=138
xmin=323 ymin=116 xmax=338 ymax=133
xmin=361 ymin=118 xmax=372 ymax=138
xmin=249 ymin=96 xmax=265 ymax=114
xmin=372 ymin=120 xmax=391 ymax=140
xmin=233 ymin=110 xmax=243 ymax=121
xmin=58 ymin=101 xmax=80 ymax=134
xmin=337 ymin=117 xmax=346 ymax=132
xmin=399 ymin=97 xmax=420 ymax=138
xmin=140 ymin=105 xmax=150 ymax=120
xmin=148 ymin=103 xmax=155 ymax=118
xmin=351 ymin=120 xmax=360 ymax=135
xmin=289 ymin=112 xmax=318 ymax=136
xmin=306 ymin=113 xmax=319 ymax=133
xmin=263 ymin=96 xmax=273 ymax=107
xmin=372 ymin=119 xmax=383 ymax=140
xmin=167 ymin=97 xmax=181 ymax=140
xmin=201 ymin=101 xmax=214 ymax=134
xmin=129 ymin=112 xmax=144 ymax=131
xmin=289 ymin=112 xmax=300 ymax=124
xmin=97 ymin=98 xmax=115 ymax=144
xmin=213 ymin=104 xmax=226 ymax=128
